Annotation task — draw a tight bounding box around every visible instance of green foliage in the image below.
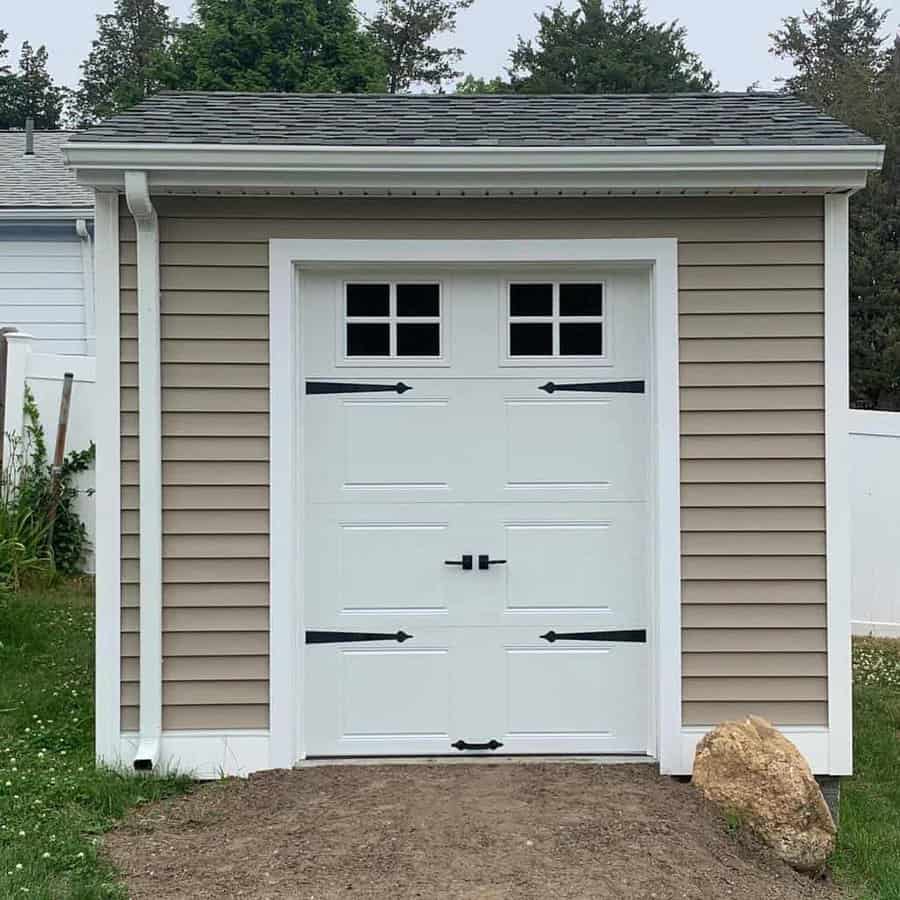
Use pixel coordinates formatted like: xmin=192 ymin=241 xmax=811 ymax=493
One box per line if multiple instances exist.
xmin=832 ymin=638 xmax=900 ymax=897
xmin=454 ymin=74 xmax=510 ymax=94
xmin=507 ymin=0 xmax=715 ymax=94
xmin=771 ymin=0 xmax=900 ymax=409
xmin=163 ymin=0 xmax=387 ymax=93
xmin=366 ymin=0 xmax=474 ymax=93
xmin=0 ymin=388 xmax=95 ymax=589
xmin=0 ymin=587 xmax=194 ymax=898
xmin=72 ymin=0 xmax=176 ymax=127
xmin=0 ymin=40 xmax=67 ymax=129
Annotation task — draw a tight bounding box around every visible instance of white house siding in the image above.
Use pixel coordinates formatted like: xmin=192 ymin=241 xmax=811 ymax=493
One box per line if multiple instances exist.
xmin=0 ymin=236 xmax=90 ymax=355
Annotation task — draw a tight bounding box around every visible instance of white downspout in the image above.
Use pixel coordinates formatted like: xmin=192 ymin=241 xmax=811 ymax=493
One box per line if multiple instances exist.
xmin=125 ymin=171 xmax=162 ymax=771
xmin=75 ymin=218 xmax=95 ymax=356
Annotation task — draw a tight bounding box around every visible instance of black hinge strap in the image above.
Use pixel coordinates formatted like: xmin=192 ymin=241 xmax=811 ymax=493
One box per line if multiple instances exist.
xmin=306 ymin=381 xmax=412 ymax=395
xmin=540 ymin=629 xmax=647 ymax=643
xmin=451 ymin=739 xmax=504 ymax=751
xmin=306 ymin=630 xmax=413 ymax=644
xmin=539 ymin=380 xmax=645 ymax=394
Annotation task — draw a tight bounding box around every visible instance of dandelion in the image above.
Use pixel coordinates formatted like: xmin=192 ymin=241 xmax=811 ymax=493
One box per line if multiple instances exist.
xmin=15 ymin=863 xmax=22 ymax=870
xmin=42 ymin=852 xmax=50 ymax=859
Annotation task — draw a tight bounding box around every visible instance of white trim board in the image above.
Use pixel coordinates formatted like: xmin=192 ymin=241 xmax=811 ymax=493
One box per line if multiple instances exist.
xmin=64 ymin=142 xmax=884 ymax=195
xmin=119 ymin=732 xmax=270 ymax=779
xmin=267 ymin=237 xmax=682 ymax=773
xmin=93 ymin=191 xmax=121 ymax=764
xmin=824 ymin=194 xmax=853 ymax=776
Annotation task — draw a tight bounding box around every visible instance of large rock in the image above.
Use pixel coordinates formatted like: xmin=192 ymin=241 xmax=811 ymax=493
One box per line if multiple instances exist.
xmin=692 ymin=715 xmax=836 ymax=873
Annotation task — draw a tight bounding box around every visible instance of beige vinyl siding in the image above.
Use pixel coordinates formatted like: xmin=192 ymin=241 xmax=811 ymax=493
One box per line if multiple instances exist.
xmin=119 ymin=195 xmax=826 ymax=732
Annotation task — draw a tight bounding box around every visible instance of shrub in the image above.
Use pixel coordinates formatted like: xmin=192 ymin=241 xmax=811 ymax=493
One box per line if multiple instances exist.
xmin=0 ymin=387 xmax=95 ymax=591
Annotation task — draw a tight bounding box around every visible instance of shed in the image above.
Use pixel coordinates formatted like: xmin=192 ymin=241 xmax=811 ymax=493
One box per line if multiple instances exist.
xmin=1 ymin=128 xmax=96 ymax=354
xmin=64 ymin=92 xmax=884 ymax=777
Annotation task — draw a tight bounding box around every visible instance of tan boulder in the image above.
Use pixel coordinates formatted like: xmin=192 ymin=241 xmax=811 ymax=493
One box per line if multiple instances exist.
xmin=692 ymin=715 xmax=836 ymax=873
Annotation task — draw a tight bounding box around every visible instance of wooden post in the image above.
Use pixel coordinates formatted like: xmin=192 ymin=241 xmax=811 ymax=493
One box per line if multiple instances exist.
xmin=0 ymin=327 xmax=19 ymax=471
xmin=46 ymin=373 xmax=74 ymax=548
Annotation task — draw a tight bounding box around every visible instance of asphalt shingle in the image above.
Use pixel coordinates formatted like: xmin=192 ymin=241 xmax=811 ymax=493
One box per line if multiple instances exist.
xmin=69 ymin=91 xmax=874 ymax=148
xmin=0 ymin=131 xmax=94 ymax=209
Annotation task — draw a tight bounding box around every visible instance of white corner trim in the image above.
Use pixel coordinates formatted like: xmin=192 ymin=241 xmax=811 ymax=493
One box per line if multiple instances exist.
xmin=64 ymin=142 xmax=884 ymax=195
xmin=119 ymin=731 xmax=271 ymax=779
xmin=267 ymin=237 xmax=681 ymax=771
xmin=93 ymin=191 xmax=121 ymax=765
xmin=677 ymin=727 xmax=832 ymax=775
xmin=124 ymin=171 xmax=162 ymax=769
xmin=76 ymin=218 xmax=96 ymax=356
xmin=824 ymin=193 xmax=853 ymax=776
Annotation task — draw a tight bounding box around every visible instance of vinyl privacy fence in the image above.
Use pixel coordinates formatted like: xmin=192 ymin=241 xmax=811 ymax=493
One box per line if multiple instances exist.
xmin=850 ymin=409 xmax=900 ymax=637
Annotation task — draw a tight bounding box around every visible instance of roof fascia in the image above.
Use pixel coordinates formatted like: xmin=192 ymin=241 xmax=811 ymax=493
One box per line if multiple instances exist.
xmin=63 ymin=142 xmax=885 ymax=194
xmin=0 ymin=207 xmax=94 ymax=221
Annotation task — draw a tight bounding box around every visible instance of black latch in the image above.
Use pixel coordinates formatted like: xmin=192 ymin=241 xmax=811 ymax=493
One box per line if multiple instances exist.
xmin=478 ymin=555 xmax=507 ymax=571
xmin=306 ymin=381 xmax=412 ymax=395
xmin=539 ymin=380 xmax=645 ymax=394
xmin=451 ymin=739 xmax=504 ymax=751
xmin=445 ymin=555 xmax=474 ymax=570
xmin=306 ymin=630 xmax=413 ymax=644
xmin=540 ymin=629 xmax=647 ymax=643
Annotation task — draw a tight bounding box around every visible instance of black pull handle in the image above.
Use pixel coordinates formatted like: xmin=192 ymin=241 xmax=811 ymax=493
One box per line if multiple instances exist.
xmin=478 ymin=555 xmax=507 ymax=571
xmin=445 ymin=555 xmax=473 ymax=571
xmin=451 ymin=739 xmax=504 ymax=752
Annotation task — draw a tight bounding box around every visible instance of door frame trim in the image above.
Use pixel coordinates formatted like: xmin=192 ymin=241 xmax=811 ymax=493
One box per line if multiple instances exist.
xmin=268 ymin=238 xmax=681 ymax=770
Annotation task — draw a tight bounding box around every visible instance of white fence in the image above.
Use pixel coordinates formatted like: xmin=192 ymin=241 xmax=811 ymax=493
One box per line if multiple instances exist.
xmin=850 ymin=409 xmax=900 ymax=637
xmin=3 ymin=332 xmax=96 ymax=572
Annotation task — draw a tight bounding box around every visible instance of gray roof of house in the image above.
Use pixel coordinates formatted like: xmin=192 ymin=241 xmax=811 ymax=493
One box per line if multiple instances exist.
xmin=69 ymin=91 xmax=874 ymax=147
xmin=0 ymin=131 xmax=94 ymax=210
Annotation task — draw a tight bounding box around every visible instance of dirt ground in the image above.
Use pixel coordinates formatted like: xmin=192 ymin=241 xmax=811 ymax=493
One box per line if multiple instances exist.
xmin=104 ymin=762 xmax=845 ymax=900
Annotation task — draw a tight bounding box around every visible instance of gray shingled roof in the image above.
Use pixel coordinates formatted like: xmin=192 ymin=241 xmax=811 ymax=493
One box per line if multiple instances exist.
xmin=0 ymin=132 xmax=94 ymax=210
xmin=70 ymin=91 xmax=874 ymax=147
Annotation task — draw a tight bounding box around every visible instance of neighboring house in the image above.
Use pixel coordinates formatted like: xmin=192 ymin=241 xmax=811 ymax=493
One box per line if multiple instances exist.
xmin=0 ymin=128 xmax=96 ymax=355
xmin=64 ymin=92 xmax=883 ymax=779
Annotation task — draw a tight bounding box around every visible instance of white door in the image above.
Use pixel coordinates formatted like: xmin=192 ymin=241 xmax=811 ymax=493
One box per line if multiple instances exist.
xmin=302 ymin=266 xmax=652 ymax=756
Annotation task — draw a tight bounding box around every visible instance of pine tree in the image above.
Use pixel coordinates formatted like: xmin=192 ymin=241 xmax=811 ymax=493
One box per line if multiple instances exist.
xmin=0 ymin=42 xmax=66 ymax=129
xmin=366 ymin=0 xmax=474 ymax=93
xmin=73 ymin=0 xmax=175 ymax=127
xmin=164 ymin=0 xmax=386 ymax=93
xmin=508 ymin=0 xmax=715 ymax=94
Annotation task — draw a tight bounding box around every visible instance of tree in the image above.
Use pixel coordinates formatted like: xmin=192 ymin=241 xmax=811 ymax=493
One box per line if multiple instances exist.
xmin=772 ymin=1 xmax=900 ymax=408
xmin=164 ymin=0 xmax=386 ymax=93
xmin=73 ymin=0 xmax=175 ymax=127
xmin=455 ymin=74 xmax=509 ymax=94
xmin=366 ymin=0 xmax=474 ymax=93
xmin=508 ymin=0 xmax=715 ymax=94
xmin=0 ymin=42 xmax=66 ymax=129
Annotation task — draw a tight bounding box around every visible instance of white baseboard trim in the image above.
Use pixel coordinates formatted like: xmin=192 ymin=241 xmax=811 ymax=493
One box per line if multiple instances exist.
xmin=118 ymin=731 xmax=270 ymax=779
xmin=668 ymin=727 xmax=836 ymax=776
xmin=852 ymin=619 xmax=900 ymax=639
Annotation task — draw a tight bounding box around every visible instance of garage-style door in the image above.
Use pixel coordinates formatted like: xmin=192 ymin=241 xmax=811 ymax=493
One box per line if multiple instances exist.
xmin=301 ymin=266 xmax=651 ymax=756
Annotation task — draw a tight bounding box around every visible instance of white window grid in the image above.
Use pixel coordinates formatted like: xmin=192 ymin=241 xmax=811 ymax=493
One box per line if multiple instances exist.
xmin=344 ymin=281 xmax=443 ymax=359
xmin=508 ymin=281 xmax=605 ymax=358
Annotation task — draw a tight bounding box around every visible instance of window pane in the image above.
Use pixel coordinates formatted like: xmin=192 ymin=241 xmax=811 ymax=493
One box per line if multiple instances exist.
xmin=510 ymin=322 xmax=553 ymax=356
xmin=510 ymin=284 xmax=553 ymax=317
xmin=347 ymin=322 xmax=390 ymax=356
xmin=397 ymin=323 xmax=440 ymax=357
xmin=560 ymin=283 xmax=603 ymax=317
xmin=347 ymin=283 xmax=389 ymax=317
xmin=560 ymin=322 xmax=603 ymax=356
xmin=397 ymin=284 xmax=440 ymax=317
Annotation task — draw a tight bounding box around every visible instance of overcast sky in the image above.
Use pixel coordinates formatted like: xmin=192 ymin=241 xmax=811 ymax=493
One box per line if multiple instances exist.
xmin=4 ymin=0 xmax=900 ymax=93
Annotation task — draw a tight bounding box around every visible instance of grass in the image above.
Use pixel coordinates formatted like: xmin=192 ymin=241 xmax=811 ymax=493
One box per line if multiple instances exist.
xmin=0 ymin=585 xmax=192 ymax=899
xmin=832 ymin=637 xmax=900 ymax=899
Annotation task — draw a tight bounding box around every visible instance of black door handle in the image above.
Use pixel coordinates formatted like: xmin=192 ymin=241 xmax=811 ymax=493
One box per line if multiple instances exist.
xmin=445 ymin=555 xmax=473 ymax=571
xmin=478 ymin=555 xmax=507 ymax=571
xmin=451 ymin=739 xmax=504 ymax=751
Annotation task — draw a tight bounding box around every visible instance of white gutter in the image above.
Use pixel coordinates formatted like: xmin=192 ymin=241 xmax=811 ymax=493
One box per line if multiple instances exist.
xmin=124 ymin=171 xmax=162 ymax=772
xmin=63 ymin=142 xmax=885 ymax=195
